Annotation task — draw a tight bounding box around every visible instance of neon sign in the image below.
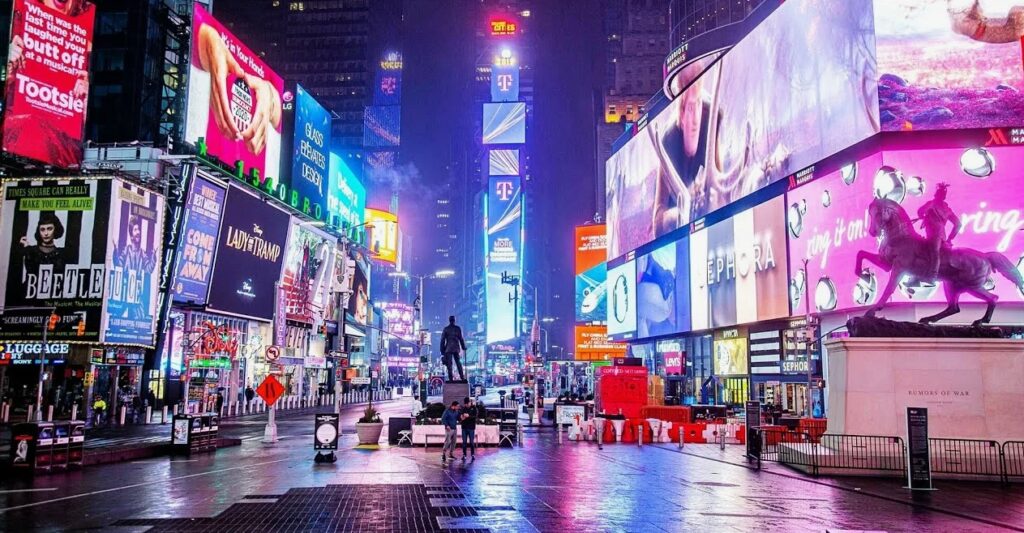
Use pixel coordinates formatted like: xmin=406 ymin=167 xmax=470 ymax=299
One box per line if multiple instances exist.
xmin=490 ymin=19 xmax=517 ymax=36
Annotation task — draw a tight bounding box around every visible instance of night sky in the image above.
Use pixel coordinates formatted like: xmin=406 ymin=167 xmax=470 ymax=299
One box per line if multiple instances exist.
xmin=400 ymin=0 xmax=606 ymax=350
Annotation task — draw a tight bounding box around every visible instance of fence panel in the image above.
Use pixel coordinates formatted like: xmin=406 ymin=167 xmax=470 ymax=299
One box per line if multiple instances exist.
xmin=928 ymin=438 xmax=1002 ymax=478
xmin=1002 ymin=441 xmax=1024 ymax=480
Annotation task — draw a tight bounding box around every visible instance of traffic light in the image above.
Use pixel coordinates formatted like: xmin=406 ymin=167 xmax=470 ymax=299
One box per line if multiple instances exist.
xmin=47 ymin=313 xmax=59 ymax=331
xmin=76 ymin=318 xmax=86 ymax=337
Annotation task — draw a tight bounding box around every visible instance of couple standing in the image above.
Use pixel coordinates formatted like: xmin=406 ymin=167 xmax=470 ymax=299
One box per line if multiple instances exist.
xmin=441 ymin=397 xmax=484 ymax=464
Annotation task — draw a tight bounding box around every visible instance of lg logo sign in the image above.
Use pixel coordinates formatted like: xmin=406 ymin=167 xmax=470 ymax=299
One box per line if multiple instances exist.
xmin=495 ymin=181 xmax=515 ymax=201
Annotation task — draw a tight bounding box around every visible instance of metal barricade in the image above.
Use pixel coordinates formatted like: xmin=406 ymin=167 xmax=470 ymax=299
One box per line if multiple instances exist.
xmin=929 ymin=438 xmax=1003 ymax=479
xmin=1002 ymin=441 xmax=1024 ymax=483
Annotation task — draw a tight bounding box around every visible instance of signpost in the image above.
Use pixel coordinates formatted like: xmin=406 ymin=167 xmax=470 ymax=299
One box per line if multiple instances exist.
xmin=257 ymin=375 xmax=285 ymax=443
xmin=745 ymin=400 xmax=762 ymax=462
xmin=906 ymin=407 xmax=933 ymax=490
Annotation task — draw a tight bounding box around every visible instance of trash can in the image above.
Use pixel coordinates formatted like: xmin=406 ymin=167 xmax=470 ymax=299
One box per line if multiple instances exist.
xmin=9 ymin=422 xmax=55 ymax=472
xmin=68 ymin=420 xmax=86 ymax=467
xmin=51 ymin=422 xmax=71 ymax=470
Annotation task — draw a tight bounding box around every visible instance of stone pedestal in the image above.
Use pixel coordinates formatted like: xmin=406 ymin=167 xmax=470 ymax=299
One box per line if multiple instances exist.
xmin=825 ymin=337 xmax=1024 ymax=441
xmin=442 ymin=381 xmax=470 ymax=408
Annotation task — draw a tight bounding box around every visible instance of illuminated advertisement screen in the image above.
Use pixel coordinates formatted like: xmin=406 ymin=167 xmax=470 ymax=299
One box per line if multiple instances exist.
xmin=281 ymin=222 xmax=336 ymax=325
xmin=285 ymin=85 xmax=330 ymax=221
xmin=690 ymin=195 xmax=789 ymax=330
xmin=363 ymin=105 xmax=401 ymax=147
xmin=206 ymin=187 xmax=289 ymax=321
xmin=0 ymin=178 xmax=111 ymax=342
xmin=185 ymin=5 xmax=284 ymax=184
xmin=574 ymin=325 xmax=627 ymax=361
xmin=607 ymin=259 xmax=637 ymax=341
xmin=787 ymin=144 xmax=1024 ymax=313
xmin=714 ymin=336 xmax=748 ymax=376
xmin=636 ymin=236 xmax=691 ymax=340
xmin=380 ymin=302 xmax=415 ymax=341
xmin=327 ymin=152 xmax=366 ymax=234
xmin=172 ymin=173 xmax=225 ymax=305
xmin=606 ymin=0 xmax=878 ymax=259
xmin=486 ymin=176 xmax=522 ymax=343
xmin=483 ymin=102 xmax=526 ymax=145
xmin=489 ymin=149 xmax=520 ymax=176
xmin=875 ymin=0 xmax=1024 ymax=131
xmin=374 ymin=52 xmax=403 ymax=106
xmin=2 ymin=0 xmax=96 ymax=168
xmin=347 ymin=254 xmax=370 ymax=325
xmin=491 ymin=64 xmax=520 ymax=102
xmin=575 ymin=224 xmax=607 ymax=324
xmin=101 ymin=179 xmax=165 ymax=346
xmin=365 ymin=208 xmax=399 ymax=264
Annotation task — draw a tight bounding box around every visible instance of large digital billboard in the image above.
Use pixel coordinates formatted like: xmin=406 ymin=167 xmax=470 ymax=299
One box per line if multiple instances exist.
xmin=607 ymin=259 xmax=637 ymax=341
xmin=483 ymin=102 xmax=526 ymax=145
xmin=489 ymin=149 xmax=520 ymax=176
xmin=2 ymin=0 xmax=96 ymax=168
xmin=575 ymin=325 xmax=627 ymax=362
xmin=206 ymin=187 xmax=289 ymax=321
xmin=486 ymin=176 xmax=522 ymax=343
xmin=875 ymin=0 xmax=1024 ymax=131
xmin=0 ymin=178 xmax=111 ymax=341
xmin=363 ymin=106 xmax=401 ymax=147
xmin=374 ymin=51 xmax=403 ymax=106
xmin=379 ymin=302 xmax=415 ymax=341
xmin=787 ymin=144 xmax=1024 ymax=314
xmin=490 ymin=64 xmax=520 ymax=102
xmin=281 ymin=222 xmax=336 ymax=325
xmin=574 ymin=224 xmax=607 ymax=324
xmin=365 ymin=208 xmax=399 ymax=265
xmin=606 ymin=0 xmax=878 ymax=259
xmin=690 ymin=195 xmax=789 ymax=330
xmin=101 ymin=179 xmax=165 ymax=346
xmin=636 ymin=236 xmax=691 ymax=339
xmin=172 ymin=173 xmax=226 ymax=305
xmin=185 ymin=4 xmax=284 ymax=185
xmin=347 ymin=252 xmax=370 ymax=325
xmin=327 ymin=152 xmax=366 ymax=234
xmin=285 ymin=85 xmax=330 ymax=221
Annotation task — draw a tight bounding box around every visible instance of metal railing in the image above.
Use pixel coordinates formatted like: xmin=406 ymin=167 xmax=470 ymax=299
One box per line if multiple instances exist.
xmin=1004 ymin=441 xmax=1024 ymax=481
xmin=929 ymin=438 xmax=1003 ymax=479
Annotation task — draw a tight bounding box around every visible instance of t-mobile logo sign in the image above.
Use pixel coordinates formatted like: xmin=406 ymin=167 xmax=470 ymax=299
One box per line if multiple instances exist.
xmin=496 ymin=74 xmax=514 ymax=92
xmin=495 ymin=181 xmax=515 ymax=201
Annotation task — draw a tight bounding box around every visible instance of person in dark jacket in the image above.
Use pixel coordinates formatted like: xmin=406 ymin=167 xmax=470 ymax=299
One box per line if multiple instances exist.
xmin=245 ymin=385 xmax=255 ymax=407
xmin=459 ymin=397 xmax=479 ymax=461
xmin=441 ymin=401 xmax=460 ymax=464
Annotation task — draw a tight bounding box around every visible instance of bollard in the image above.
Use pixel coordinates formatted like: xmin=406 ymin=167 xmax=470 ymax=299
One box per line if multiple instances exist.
xmin=557 ymin=424 xmax=563 ymax=444
xmin=119 ymin=405 xmax=127 ymax=425
xmin=27 ymin=405 xmax=34 ymax=422
xmin=720 ymin=427 xmax=726 ymax=451
xmin=679 ymin=427 xmax=684 ymax=449
xmin=1 ymin=402 xmax=7 ymax=423
xmin=637 ymin=424 xmax=643 ymax=447
xmin=146 ymin=406 xmax=153 ymax=424
xmin=162 ymin=405 xmax=168 ymax=424
xmin=71 ymin=403 xmax=78 ymax=421
xmin=517 ymin=423 xmax=523 ymax=447
xmin=173 ymin=404 xmax=179 ymax=416
xmin=47 ymin=405 xmax=54 ymax=422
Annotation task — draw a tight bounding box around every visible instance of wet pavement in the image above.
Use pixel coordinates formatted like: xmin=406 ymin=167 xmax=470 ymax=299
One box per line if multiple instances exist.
xmin=2 ymin=397 xmax=1023 ymax=532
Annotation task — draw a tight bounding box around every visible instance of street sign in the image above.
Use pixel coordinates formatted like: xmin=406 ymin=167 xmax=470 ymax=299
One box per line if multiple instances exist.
xmin=265 ymin=346 xmax=281 ymax=362
xmin=351 ymin=377 xmax=371 ymax=385
xmin=256 ymin=375 xmax=285 ymax=406
xmin=314 ymin=413 xmax=340 ymax=451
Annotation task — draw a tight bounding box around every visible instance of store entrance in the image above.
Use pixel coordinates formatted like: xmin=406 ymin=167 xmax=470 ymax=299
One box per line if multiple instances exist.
xmin=756 ymin=381 xmax=809 ymax=417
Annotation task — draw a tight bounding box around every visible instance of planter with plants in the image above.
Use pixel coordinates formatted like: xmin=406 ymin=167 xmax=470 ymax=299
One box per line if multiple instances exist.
xmin=356 ymin=405 xmax=384 ymax=445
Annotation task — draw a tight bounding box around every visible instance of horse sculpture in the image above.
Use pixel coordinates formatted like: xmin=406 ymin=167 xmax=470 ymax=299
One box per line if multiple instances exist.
xmin=855 ymin=197 xmax=1024 ymax=326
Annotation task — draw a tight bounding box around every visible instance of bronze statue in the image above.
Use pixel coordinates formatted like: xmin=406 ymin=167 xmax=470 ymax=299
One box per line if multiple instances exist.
xmin=855 ymin=194 xmax=1024 ymax=326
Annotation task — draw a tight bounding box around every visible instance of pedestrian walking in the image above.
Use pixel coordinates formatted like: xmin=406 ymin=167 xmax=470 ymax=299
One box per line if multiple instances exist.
xmin=245 ymin=385 xmax=255 ymax=408
xmin=215 ymin=388 xmax=225 ymax=413
xmin=459 ymin=397 xmax=479 ymax=461
xmin=92 ymin=395 xmax=107 ymax=427
xmin=441 ymin=401 xmax=460 ymax=464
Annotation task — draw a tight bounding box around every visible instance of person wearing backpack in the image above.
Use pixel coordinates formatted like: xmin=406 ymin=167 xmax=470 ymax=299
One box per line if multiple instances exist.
xmin=439 ymin=315 xmax=467 ymax=381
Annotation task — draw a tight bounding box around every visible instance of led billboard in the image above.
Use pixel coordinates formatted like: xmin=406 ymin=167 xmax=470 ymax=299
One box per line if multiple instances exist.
xmin=281 ymin=222 xmax=336 ymax=325
xmin=483 ymin=102 xmax=526 ymax=145
xmin=0 ymin=178 xmax=111 ymax=341
xmin=374 ymin=51 xmax=403 ymax=106
xmin=363 ymin=106 xmax=401 ymax=147
xmin=636 ymin=236 xmax=691 ymax=339
xmin=185 ymin=5 xmax=284 ymax=185
xmin=574 ymin=325 xmax=627 ymax=362
xmin=486 ymin=176 xmax=523 ymax=343
xmin=607 ymin=259 xmax=637 ymax=341
xmin=787 ymin=144 xmax=1024 ymax=314
xmin=875 ymin=0 xmax=1024 ymax=131
xmin=284 ymin=85 xmax=330 ymax=221
xmin=606 ymin=0 xmax=878 ymax=259
xmin=2 ymin=0 xmax=96 ymax=168
xmin=574 ymin=224 xmax=607 ymax=324
xmin=491 ymin=64 xmax=520 ymax=102
xmin=489 ymin=149 xmax=520 ymax=176
xmin=690 ymin=195 xmax=789 ymax=330
xmin=365 ymin=208 xmax=399 ymax=265
xmin=379 ymin=302 xmax=415 ymax=341
xmin=172 ymin=174 xmax=226 ymax=305
xmin=327 ymin=152 xmax=366 ymax=234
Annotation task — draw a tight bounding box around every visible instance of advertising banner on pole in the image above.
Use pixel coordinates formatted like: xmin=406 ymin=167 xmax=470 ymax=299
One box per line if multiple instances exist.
xmin=1 ymin=0 xmax=96 ymax=168
xmin=0 ymin=178 xmax=111 ymax=341
xmin=101 ymin=179 xmax=165 ymax=346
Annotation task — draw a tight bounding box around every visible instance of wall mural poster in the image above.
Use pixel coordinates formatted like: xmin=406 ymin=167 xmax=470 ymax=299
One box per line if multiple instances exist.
xmin=101 ymin=179 xmax=165 ymax=346
xmin=0 ymin=179 xmax=111 ymax=341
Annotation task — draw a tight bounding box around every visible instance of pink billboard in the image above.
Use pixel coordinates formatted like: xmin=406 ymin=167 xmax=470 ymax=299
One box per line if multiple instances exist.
xmin=787 ymin=144 xmax=1024 ymax=314
xmin=185 ymin=4 xmax=284 ymax=183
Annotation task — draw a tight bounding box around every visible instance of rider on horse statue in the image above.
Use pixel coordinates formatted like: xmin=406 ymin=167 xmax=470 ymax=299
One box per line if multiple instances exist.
xmin=916 ymin=183 xmax=960 ymax=280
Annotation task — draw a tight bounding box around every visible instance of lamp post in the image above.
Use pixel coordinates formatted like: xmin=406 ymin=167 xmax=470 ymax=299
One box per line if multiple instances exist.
xmin=389 ymin=269 xmax=455 ymax=407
